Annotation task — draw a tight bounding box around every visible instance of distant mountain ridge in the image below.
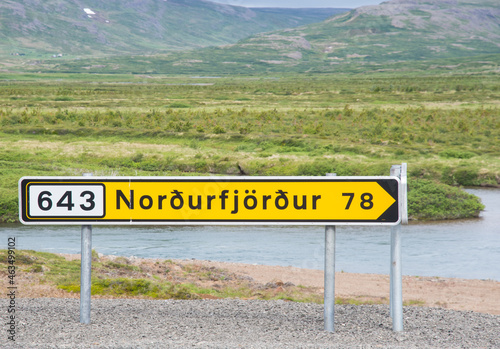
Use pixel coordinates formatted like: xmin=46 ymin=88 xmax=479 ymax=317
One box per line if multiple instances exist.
xmin=4 ymin=0 xmax=500 ymax=75
xmin=222 ymin=0 xmax=500 ymax=68
xmin=0 ymin=0 xmax=346 ymax=57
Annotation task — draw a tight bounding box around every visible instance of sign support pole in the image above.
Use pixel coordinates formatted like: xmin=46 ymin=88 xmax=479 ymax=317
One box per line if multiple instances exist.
xmin=80 ymin=173 xmax=93 ymax=324
xmin=390 ymin=223 xmax=403 ymax=331
xmin=390 ymin=164 xmax=407 ymax=332
xmin=324 ymin=225 xmax=335 ymax=332
xmin=324 ymin=173 xmax=336 ymax=332
xmin=389 ymin=167 xmax=398 ymax=319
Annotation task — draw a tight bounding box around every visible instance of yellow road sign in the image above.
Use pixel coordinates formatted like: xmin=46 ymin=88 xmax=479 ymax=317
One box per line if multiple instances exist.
xmin=19 ymin=176 xmax=400 ymax=225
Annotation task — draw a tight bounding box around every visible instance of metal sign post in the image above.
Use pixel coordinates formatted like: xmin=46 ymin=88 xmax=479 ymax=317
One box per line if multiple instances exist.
xmin=80 ymin=173 xmax=92 ymax=324
xmin=324 ymin=173 xmax=336 ymax=332
xmin=324 ymin=225 xmax=335 ymax=332
xmin=80 ymin=224 xmax=92 ymax=324
xmin=389 ymin=163 xmax=407 ymax=332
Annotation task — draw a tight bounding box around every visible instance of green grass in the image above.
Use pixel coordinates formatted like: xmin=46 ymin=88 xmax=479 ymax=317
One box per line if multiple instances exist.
xmin=0 ymin=73 xmax=497 ymax=222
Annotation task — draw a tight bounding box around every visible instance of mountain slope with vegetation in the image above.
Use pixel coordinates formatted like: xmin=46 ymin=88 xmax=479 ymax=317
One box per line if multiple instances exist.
xmin=225 ymin=0 xmax=500 ymax=68
xmin=14 ymin=0 xmax=500 ymax=75
xmin=0 ymin=0 xmax=346 ymax=58
xmin=198 ymin=0 xmax=500 ymax=73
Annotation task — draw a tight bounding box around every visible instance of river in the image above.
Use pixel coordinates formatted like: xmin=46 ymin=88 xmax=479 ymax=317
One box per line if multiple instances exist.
xmin=1 ymin=189 xmax=499 ymax=281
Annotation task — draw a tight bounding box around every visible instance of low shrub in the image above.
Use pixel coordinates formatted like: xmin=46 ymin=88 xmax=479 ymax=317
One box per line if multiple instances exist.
xmin=408 ymin=179 xmax=484 ymax=220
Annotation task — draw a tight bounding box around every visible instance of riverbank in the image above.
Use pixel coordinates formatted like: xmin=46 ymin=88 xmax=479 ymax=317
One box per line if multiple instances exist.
xmin=3 ymin=252 xmax=499 ymax=315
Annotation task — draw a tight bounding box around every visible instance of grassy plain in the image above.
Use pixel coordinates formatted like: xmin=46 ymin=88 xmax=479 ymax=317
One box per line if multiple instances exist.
xmin=1 ymin=72 xmax=497 ymax=222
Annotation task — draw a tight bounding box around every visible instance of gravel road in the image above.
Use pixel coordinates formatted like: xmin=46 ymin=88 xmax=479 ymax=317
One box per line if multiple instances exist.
xmin=4 ymin=298 xmax=499 ymax=348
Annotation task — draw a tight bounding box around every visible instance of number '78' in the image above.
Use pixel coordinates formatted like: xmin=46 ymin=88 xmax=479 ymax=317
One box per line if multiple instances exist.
xmin=342 ymin=193 xmax=374 ymax=210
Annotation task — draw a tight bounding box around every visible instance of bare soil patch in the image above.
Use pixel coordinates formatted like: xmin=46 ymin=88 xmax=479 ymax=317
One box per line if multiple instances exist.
xmin=173 ymin=258 xmax=500 ymax=315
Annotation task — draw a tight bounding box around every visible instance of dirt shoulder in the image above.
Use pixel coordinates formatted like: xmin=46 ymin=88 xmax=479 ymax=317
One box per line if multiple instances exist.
xmin=3 ymin=253 xmax=499 ymax=315
xmin=191 ymin=259 xmax=499 ymax=315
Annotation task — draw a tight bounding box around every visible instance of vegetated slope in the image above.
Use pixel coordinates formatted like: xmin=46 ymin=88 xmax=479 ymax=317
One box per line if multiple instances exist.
xmin=212 ymin=0 xmax=500 ymax=72
xmin=25 ymin=0 xmax=500 ymax=75
xmin=0 ymin=0 xmax=346 ymax=57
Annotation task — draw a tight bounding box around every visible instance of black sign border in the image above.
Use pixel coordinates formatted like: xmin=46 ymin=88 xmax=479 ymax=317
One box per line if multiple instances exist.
xmin=22 ymin=182 xmax=106 ymax=221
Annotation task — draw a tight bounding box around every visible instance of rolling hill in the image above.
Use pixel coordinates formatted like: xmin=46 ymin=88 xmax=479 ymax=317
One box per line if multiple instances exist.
xmin=241 ymin=0 xmax=500 ymax=66
xmin=171 ymin=0 xmax=500 ymax=74
xmin=3 ymin=0 xmax=500 ymax=75
xmin=0 ymin=0 xmax=346 ymax=57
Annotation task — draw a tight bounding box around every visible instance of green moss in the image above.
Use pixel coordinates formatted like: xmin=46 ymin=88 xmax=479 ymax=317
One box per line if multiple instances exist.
xmin=335 ymin=297 xmax=386 ymax=305
xmin=25 ymin=264 xmax=44 ymax=273
xmin=57 ymin=277 xmax=193 ymax=299
xmin=103 ymin=262 xmax=141 ymax=272
xmin=404 ymin=299 xmax=426 ymax=306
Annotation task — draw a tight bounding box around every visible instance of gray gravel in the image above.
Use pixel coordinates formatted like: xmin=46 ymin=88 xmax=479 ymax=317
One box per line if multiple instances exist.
xmin=4 ymin=298 xmax=499 ymax=348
